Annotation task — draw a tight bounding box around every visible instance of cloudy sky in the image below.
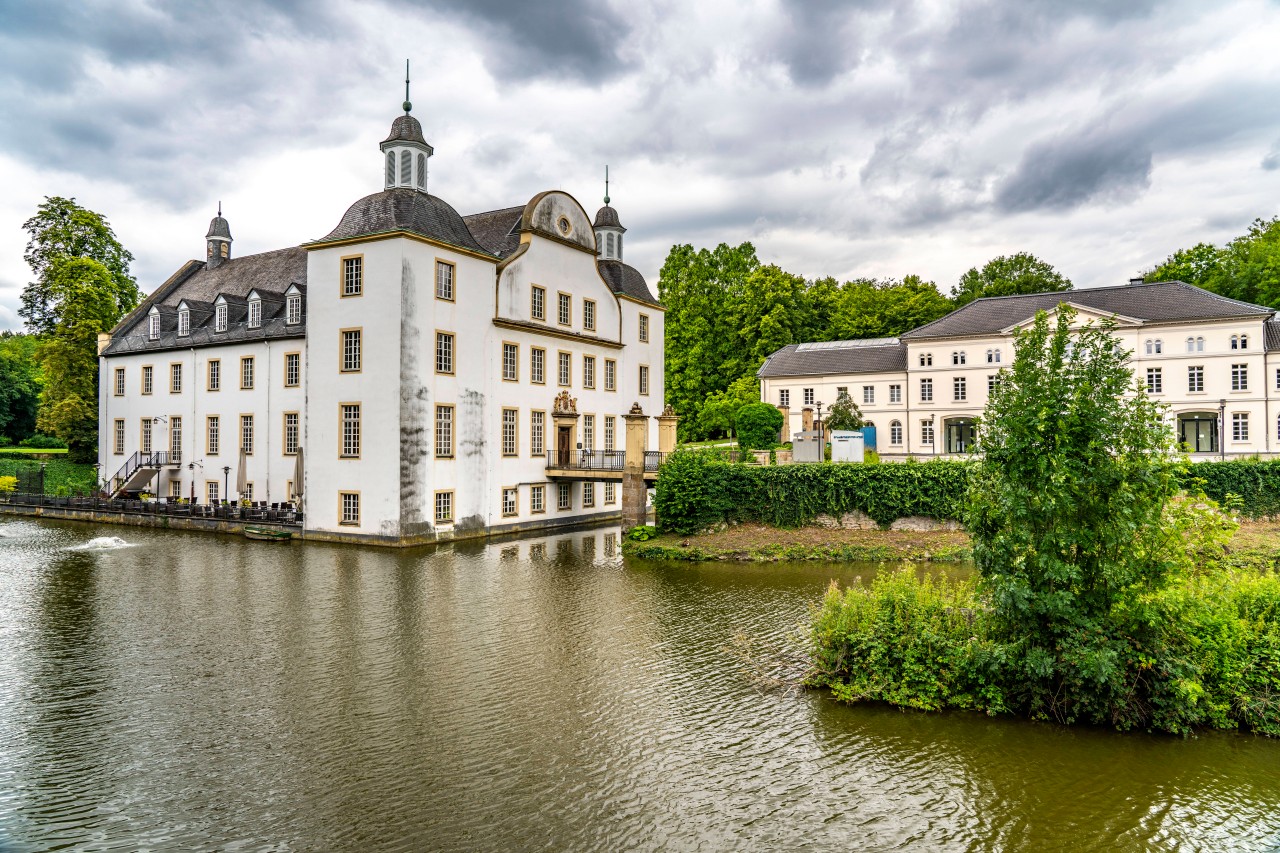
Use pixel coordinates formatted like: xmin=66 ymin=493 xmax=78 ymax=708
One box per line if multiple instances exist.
xmin=2 ymin=0 xmax=1280 ymax=331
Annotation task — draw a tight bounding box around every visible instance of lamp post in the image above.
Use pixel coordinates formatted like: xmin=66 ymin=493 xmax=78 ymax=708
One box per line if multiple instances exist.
xmin=1219 ymin=398 xmax=1227 ymax=461
xmin=223 ymin=466 xmax=231 ymax=503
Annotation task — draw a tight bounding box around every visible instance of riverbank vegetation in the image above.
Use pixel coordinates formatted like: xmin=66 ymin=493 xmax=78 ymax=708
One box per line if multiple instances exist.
xmin=807 ymin=309 xmax=1280 ymax=735
xmin=626 ymin=523 xmax=972 ymax=563
xmin=0 ymin=457 xmax=96 ymax=494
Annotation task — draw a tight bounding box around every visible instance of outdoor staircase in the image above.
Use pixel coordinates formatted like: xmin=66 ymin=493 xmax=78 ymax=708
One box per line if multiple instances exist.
xmin=108 ymin=451 xmax=180 ymax=498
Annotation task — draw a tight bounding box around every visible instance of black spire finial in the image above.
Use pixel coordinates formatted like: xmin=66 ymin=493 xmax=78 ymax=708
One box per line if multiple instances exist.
xmin=604 ymin=165 xmax=610 ymax=205
xmin=403 ymin=60 xmax=412 ymax=113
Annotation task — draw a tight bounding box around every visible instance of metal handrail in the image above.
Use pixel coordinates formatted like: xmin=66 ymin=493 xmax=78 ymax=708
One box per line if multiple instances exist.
xmin=643 ymin=451 xmax=667 ymax=471
xmin=545 ymin=450 xmax=626 ymax=471
xmin=1 ymin=492 xmax=303 ymax=527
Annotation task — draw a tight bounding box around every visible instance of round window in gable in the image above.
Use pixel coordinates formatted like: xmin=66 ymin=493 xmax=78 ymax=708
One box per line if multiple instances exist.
xmin=557 ymin=216 xmax=572 ymax=236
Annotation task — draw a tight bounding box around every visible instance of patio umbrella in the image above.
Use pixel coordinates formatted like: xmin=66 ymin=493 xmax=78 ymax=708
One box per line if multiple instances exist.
xmin=236 ymin=446 xmax=248 ymax=501
xmin=292 ymin=447 xmax=304 ymax=510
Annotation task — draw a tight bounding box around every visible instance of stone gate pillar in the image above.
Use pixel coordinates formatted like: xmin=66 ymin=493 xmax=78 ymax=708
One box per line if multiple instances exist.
xmin=656 ymin=404 xmax=679 ymax=455
xmin=777 ymin=405 xmax=790 ymax=443
xmin=622 ymin=403 xmax=649 ymax=529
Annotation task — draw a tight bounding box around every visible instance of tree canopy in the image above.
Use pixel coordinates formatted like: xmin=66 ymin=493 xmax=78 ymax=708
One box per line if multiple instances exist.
xmin=1147 ymin=217 xmax=1280 ymax=308
xmin=951 ymin=252 xmax=1072 ymax=307
xmin=824 ymin=390 xmax=865 ymax=431
xmin=21 ymin=196 xmax=139 ymax=336
xmin=0 ymin=332 xmax=41 ymax=442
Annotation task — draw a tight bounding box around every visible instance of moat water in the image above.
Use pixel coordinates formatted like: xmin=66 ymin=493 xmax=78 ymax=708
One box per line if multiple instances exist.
xmin=1 ymin=518 xmax=1278 ymax=851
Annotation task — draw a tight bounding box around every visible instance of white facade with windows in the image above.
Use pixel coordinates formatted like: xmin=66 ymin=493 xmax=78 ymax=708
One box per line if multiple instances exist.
xmin=758 ymin=282 xmax=1280 ymax=459
xmin=99 ymin=102 xmax=664 ymax=544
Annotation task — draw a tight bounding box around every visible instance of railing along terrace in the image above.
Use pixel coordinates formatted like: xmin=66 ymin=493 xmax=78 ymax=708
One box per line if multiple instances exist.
xmin=643 ymin=451 xmax=667 ymax=471
xmin=545 ymin=450 xmax=626 ymax=471
xmin=1 ymin=493 xmax=303 ymax=527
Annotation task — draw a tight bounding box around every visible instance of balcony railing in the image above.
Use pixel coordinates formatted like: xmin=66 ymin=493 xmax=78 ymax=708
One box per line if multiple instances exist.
xmin=1 ymin=492 xmax=303 ymax=526
xmin=545 ymin=450 xmax=626 ymax=471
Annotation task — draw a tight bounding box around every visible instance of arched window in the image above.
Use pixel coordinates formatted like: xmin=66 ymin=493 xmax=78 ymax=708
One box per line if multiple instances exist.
xmin=417 ymin=153 xmax=426 ymax=189
xmin=994 ymin=350 xmax=1001 ymax=363
xmin=617 ymin=234 xmax=622 ymax=257
xmin=386 ymin=152 xmax=395 ymax=187
xmin=1154 ymin=339 xmax=1163 ymax=354
xmin=399 ymin=150 xmax=411 ymax=185
xmin=952 ymin=351 xmax=966 ymax=365
xmin=1186 ymin=337 xmax=1195 ymax=352
xmin=1231 ymin=335 xmax=1239 ymax=350
xmin=1197 ymin=337 xmax=1204 ymax=352
xmin=889 ymin=420 xmax=902 ymax=445
xmin=1241 ymin=334 xmax=1249 ymax=350
xmin=606 ymin=233 xmax=615 ymax=257
xmin=1145 ymin=340 xmax=1153 ymax=355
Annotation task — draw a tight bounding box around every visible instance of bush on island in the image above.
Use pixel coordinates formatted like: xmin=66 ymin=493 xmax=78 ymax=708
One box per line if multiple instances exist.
xmin=734 ymin=403 xmax=783 ymax=451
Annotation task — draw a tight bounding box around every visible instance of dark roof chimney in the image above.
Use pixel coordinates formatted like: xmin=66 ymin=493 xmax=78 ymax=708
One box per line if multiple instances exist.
xmin=1129 ymin=276 xmax=1145 ymax=286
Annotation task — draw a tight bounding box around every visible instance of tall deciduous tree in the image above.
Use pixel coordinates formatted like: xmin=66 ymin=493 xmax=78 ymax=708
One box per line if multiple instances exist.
xmin=825 ymin=275 xmax=952 ymax=340
xmin=0 ymin=332 xmax=42 ymax=442
xmin=952 ymin=252 xmax=1072 ymax=307
xmin=35 ymin=258 xmax=128 ymax=462
xmin=1147 ymin=217 xmax=1280 ymax=307
xmin=20 ymin=196 xmax=139 ymax=335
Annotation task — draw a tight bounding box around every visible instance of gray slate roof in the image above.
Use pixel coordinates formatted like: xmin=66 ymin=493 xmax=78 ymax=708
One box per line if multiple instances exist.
xmin=593 ymin=205 xmax=623 ymax=229
xmin=462 ymin=206 xmax=523 ymax=258
xmin=597 ymin=259 xmax=660 ymax=306
xmin=1267 ymin=320 xmax=1280 ymax=352
xmin=205 ymin=215 xmax=231 ymax=239
xmin=320 ymin=189 xmax=491 ymax=254
xmin=902 ymin=281 xmax=1273 ymax=340
xmin=759 ymin=340 xmax=907 ymax=378
xmin=382 ymin=114 xmax=429 ymax=147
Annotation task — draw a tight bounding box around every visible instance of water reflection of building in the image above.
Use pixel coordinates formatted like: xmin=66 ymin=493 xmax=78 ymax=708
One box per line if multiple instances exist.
xmin=96 ymin=88 xmax=664 ymax=544
xmin=759 ymin=280 xmax=1280 ymax=459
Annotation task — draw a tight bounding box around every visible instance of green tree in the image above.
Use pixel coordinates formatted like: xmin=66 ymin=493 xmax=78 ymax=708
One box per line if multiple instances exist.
xmin=20 ymin=196 xmax=139 ymax=335
xmin=35 ymin=258 xmax=128 ymax=462
xmin=727 ymin=264 xmax=813 ymax=378
xmin=968 ymin=306 xmax=1179 ymax=723
xmin=1145 ymin=242 xmax=1226 ymax=290
xmin=696 ymin=374 xmax=760 ymax=439
xmin=952 ymin=252 xmax=1071 ymax=308
xmin=825 ymin=275 xmax=953 ymax=340
xmin=0 ymin=332 xmax=42 ymax=442
xmin=824 ymin=390 xmax=865 ymax=431
xmin=1146 ymin=218 xmax=1280 ymax=307
xmin=734 ymin=402 xmax=784 ymax=451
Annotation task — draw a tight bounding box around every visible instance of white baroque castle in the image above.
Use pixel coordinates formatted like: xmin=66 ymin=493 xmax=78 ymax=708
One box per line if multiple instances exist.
xmin=760 ymin=281 xmax=1280 ymax=459
xmin=98 ymin=99 xmax=664 ymax=544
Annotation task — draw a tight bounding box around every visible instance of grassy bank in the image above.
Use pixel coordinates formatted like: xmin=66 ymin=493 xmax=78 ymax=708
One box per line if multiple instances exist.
xmin=625 ymin=523 xmax=972 ymax=562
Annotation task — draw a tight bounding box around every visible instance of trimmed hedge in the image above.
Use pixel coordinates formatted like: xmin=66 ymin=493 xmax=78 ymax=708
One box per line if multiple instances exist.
xmin=0 ymin=458 xmax=97 ymax=495
xmin=654 ymin=452 xmax=1280 ymax=535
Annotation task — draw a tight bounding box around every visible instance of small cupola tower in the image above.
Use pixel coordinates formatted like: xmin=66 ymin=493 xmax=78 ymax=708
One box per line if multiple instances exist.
xmin=206 ymin=202 xmax=232 ymax=270
xmin=593 ymin=166 xmax=626 ymax=261
xmin=381 ymin=60 xmax=434 ymax=193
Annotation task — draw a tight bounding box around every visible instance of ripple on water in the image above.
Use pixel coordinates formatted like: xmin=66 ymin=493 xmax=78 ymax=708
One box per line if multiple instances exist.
xmin=0 ymin=520 xmax=1278 ymax=852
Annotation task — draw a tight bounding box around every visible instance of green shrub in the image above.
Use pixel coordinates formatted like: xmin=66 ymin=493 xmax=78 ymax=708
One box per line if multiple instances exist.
xmin=0 ymin=475 xmax=16 ymax=493
xmin=735 ymin=403 xmax=784 ymax=451
xmin=627 ymin=525 xmax=658 ymax=541
xmin=0 ymin=436 xmax=11 ymax=447
xmin=0 ymin=458 xmax=96 ymax=494
xmin=18 ymin=434 xmax=67 ymax=449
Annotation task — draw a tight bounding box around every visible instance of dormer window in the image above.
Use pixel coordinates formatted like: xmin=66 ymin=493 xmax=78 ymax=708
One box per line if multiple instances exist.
xmin=215 ymin=304 xmax=227 ymax=332
xmin=148 ymin=313 xmax=160 ymax=340
xmin=286 ymin=293 xmax=302 ymax=325
xmin=248 ymin=299 xmax=262 ymax=329
xmin=178 ymin=309 xmax=190 ymax=337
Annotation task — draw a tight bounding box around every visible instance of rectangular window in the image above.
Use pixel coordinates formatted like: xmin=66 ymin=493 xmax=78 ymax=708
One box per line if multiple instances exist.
xmin=780 ymin=389 xmax=790 ymax=407
xmin=1232 ymin=363 xmax=1248 ymax=391
xmin=208 ymin=359 xmax=221 ymax=391
xmin=1146 ymin=368 xmax=1163 ymax=394
xmin=113 ymin=419 xmax=125 ymax=455
xmin=605 ymin=359 xmax=616 ymax=391
xmin=532 ymin=285 xmax=546 ymax=321
xmin=583 ymin=414 xmax=595 ymax=451
xmin=435 ymin=405 xmax=454 ymax=458
xmin=583 ymin=355 xmax=595 ymax=389
xmin=285 ymin=353 xmax=300 ymax=387
xmin=341 ymin=329 xmax=362 ymax=373
xmin=954 ymin=377 xmax=967 ymax=402
xmin=215 ymin=304 xmax=227 ymax=332
xmin=921 ymin=378 xmax=933 ymax=402
xmin=531 ymin=347 xmax=546 ymax=384
xmin=286 ymin=294 xmax=302 ymax=325
xmin=862 ymin=386 xmax=874 ymax=405
xmin=583 ymin=299 xmax=596 ymax=331
xmin=241 ymin=414 xmax=254 ymax=455
xmin=171 ymin=363 xmax=182 ymax=393
xmin=149 ymin=314 xmax=160 ymax=340
xmin=114 ymin=367 xmax=125 ymax=396
xmin=604 ymin=416 xmax=615 ymax=451
xmin=889 ymin=384 xmax=901 ymax=404
xmin=988 ymin=375 xmax=998 ymax=393
xmin=207 ymin=416 xmax=220 ymax=455
xmin=340 ymin=491 xmax=360 ymax=525
xmin=435 ymin=490 xmax=454 ymax=523
xmin=889 ymin=421 xmax=902 ymax=445
xmin=582 ymin=482 xmax=595 ymax=507
xmin=558 ymin=352 xmax=571 ymax=387
xmin=242 ymin=483 xmax=253 ymax=503
xmin=803 ymin=388 xmax=815 ymax=406
xmin=502 ymin=487 xmax=518 ymax=517
xmin=342 ymin=256 xmax=363 ymax=296
xmin=502 ymin=343 xmax=519 ymax=381
xmin=208 ymin=482 xmax=220 ymax=505
xmin=248 ymin=300 xmax=261 ymax=329
xmin=436 ymin=332 xmax=454 ymax=374
xmin=142 ymin=365 xmax=153 ymax=395
xmin=241 ymin=356 xmax=254 ymax=390
xmin=171 ymin=416 xmax=182 ymax=455
xmin=1188 ymin=365 xmax=1204 ymax=393
xmin=558 ymin=293 xmax=571 ymax=326
xmin=639 ymin=313 xmax=650 ymax=343
xmin=921 ymin=420 xmax=934 ymax=445
xmin=557 ymin=482 xmax=572 ymax=510
xmin=639 ymin=365 xmax=650 ymax=396
xmin=501 ymin=408 xmax=518 ymax=456
xmin=170 ymin=480 xmax=182 ymax=499
xmin=1233 ymin=412 xmax=1250 ymax=441
xmin=284 ymin=412 xmax=299 ymax=455
xmin=436 ymin=260 xmax=455 ymax=301
xmin=604 ymin=482 xmax=615 ymax=505
xmin=837 ymin=386 xmax=848 ymax=398
xmin=530 ymin=484 xmax=545 ymax=513
xmin=341 ymin=404 xmax=361 ymax=458
xmin=531 ymin=411 xmax=545 ymax=456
